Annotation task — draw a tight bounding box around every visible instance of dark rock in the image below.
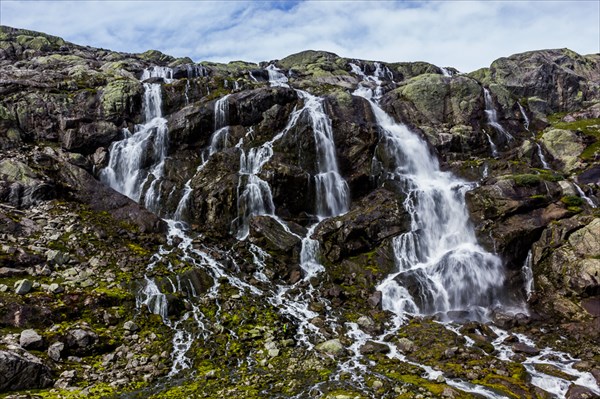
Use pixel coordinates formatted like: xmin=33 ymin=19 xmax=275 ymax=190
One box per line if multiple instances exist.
xmin=466 ymin=177 xmax=566 ymax=270
xmin=66 ymin=328 xmax=98 ymax=355
xmin=511 ymin=342 xmax=540 ymax=355
xmin=581 ymin=297 xmax=600 ymax=317
xmin=566 ymin=385 xmax=597 ymax=399
xmin=288 ymin=269 xmax=301 ymax=284
xmin=249 ymin=215 xmax=303 ymax=255
xmin=229 ymin=87 xmax=297 ymax=128
xmin=315 ymin=188 xmax=410 ymax=263
xmin=359 ymin=340 xmax=390 ymax=355
xmin=326 ymin=94 xmax=379 ymax=198
xmin=60 ymin=121 xmax=120 ymax=153
xmin=578 ymin=166 xmax=600 ymax=185
xmin=367 ymin=291 xmax=382 ymax=309
xmin=189 ymin=150 xmax=240 ymax=238
xmin=0 ymin=350 xmax=53 ymax=391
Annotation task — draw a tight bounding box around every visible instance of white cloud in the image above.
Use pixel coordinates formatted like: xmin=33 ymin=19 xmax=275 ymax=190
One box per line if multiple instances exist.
xmin=1 ymin=0 xmax=598 ymax=72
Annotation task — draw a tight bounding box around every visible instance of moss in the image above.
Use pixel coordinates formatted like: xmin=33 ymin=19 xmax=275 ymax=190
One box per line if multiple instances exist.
xmin=127 ymin=242 xmax=152 ymax=257
xmin=475 ymin=372 xmax=533 ymax=399
xmin=139 ymin=49 xmax=174 ymax=64
xmin=512 ymin=174 xmax=542 ymax=187
xmin=529 ymin=194 xmax=548 ymax=200
xmin=547 ymin=117 xmax=600 ymax=162
xmin=561 ymin=195 xmax=584 ymax=207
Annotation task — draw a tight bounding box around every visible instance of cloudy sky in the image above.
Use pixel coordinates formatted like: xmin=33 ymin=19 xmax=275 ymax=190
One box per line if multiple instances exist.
xmin=1 ymin=0 xmax=598 ymax=72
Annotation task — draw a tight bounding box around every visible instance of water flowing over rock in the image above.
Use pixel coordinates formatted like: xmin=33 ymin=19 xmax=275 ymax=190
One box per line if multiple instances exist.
xmin=100 ymin=70 xmax=171 ymax=214
xmin=352 ymin=66 xmax=510 ymax=321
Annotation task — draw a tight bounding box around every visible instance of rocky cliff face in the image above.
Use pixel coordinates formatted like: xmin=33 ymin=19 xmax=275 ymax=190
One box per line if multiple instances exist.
xmin=0 ymin=25 xmax=599 ymax=398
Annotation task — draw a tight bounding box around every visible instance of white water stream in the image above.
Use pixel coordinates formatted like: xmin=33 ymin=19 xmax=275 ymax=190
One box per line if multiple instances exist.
xmin=484 ymin=88 xmax=514 ymax=143
xmin=574 ymin=182 xmax=597 ymax=208
xmin=353 ymin=68 xmax=507 ymax=322
xmin=101 ymin=73 xmax=169 ymax=214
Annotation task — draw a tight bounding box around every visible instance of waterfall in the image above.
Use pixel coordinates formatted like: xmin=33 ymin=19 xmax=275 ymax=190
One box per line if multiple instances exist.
xmin=574 ymin=182 xmax=597 ymax=208
xmin=536 ymin=143 xmax=550 ymax=169
xmin=521 ymin=250 xmax=534 ymax=300
xmin=266 ymin=64 xmax=289 ymax=87
xmin=353 ymin=70 xmax=507 ymax=321
xmin=295 ymin=90 xmax=350 ymax=278
xmin=141 ymin=66 xmax=174 ymax=83
xmin=518 ymin=102 xmax=530 ymax=131
xmin=235 ymin=104 xmax=302 ymax=239
xmin=235 ymin=68 xmax=349 ymax=242
xmin=486 ymin=133 xmax=499 ymax=158
xmin=201 ymin=94 xmax=231 ymax=165
xmin=297 ymin=90 xmax=349 ymax=218
xmin=137 ymin=277 xmax=169 ymax=319
xmin=101 ymin=68 xmax=171 ymax=214
xmin=483 ymin=88 xmax=513 ymax=142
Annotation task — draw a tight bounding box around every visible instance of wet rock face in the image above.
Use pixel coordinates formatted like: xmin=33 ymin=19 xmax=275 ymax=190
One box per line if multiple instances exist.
xmin=189 ymin=150 xmax=240 ymax=237
xmin=315 ymin=188 xmax=410 ymax=264
xmin=327 ymin=94 xmax=379 ymax=198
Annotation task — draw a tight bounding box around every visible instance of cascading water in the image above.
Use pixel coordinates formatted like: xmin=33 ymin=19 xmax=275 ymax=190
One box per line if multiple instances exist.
xmin=101 ymin=68 xmax=171 ymax=214
xmin=94 ymin=60 xmax=599 ymax=398
xmin=536 ymin=143 xmax=551 ymax=169
xmin=484 ymin=88 xmax=514 ymax=143
xmin=234 ymin=108 xmax=300 ymax=239
xmin=232 ymin=65 xmax=350 ymax=351
xmin=521 ymin=250 xmax=534 ymax=300
xmin=353 ymin=68 xmax=508 ymax=321
xmin=518 ymin=101 xmax=551 ymax=169
xmin=235 ymin=71 xmax=349 ymax=243
xmin=295 ymin=90 xmax=350 ymax=277
xmin=486 ymin=133 xmax=499 ymax=158
xmin=266 ymin=64 xmax=289 ymax=87
xmin=574 ymin=182 xmax=597 ymax=208
xmin=136 ymin=219 xmax=262 ymax=375
xmin=518 ymin=102 xmax=530 ymax=131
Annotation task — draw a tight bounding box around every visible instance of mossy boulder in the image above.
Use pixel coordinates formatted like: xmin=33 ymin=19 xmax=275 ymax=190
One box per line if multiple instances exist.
xmin=381 ymin=73 xmax=489 ymax=158
xmin=540 ymin=128 xmax=586 ymax=172
xmin=101 ymin=78 xmax=143 ymax=121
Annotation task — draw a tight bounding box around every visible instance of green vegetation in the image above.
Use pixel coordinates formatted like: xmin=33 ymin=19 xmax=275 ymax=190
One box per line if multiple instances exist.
xmin=512 ymin=174 xmax=542 ymax=187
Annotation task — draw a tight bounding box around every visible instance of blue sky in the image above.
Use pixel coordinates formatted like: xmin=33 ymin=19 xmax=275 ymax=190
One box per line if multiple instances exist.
xmin=1 ymin=0 xmax=598 ymax=72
